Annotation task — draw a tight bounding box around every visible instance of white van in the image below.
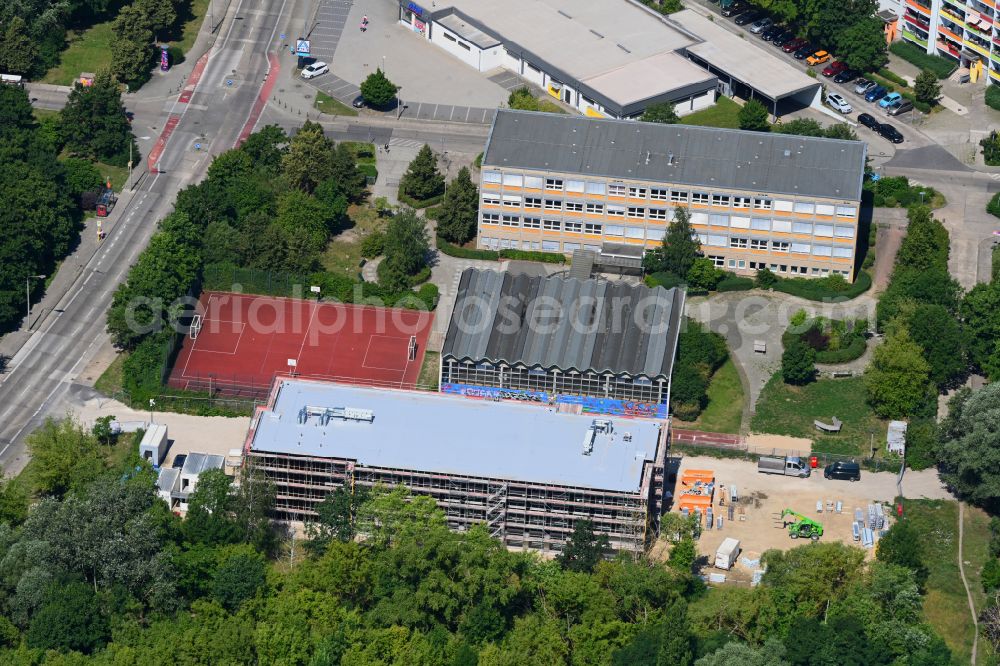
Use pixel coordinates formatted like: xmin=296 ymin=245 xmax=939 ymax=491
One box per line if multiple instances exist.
xmin=0 ymin=74 xmax=24 ymax=86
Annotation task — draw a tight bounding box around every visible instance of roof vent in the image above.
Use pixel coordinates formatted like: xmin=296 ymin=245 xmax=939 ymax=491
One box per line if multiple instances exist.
xmin=667 ymin=153 xmax=675 ymax=166
xmin=645 ymin=150 xmax=650 ymax=165
xmin=558 ymin=9 xmax=572 ymax=18
xmin=783 ymin=149 xmax=791 ymax=157
xmin=590 ymin=29 xmax=604 ymax=38
xmin=617 ymin=43 xmax=631 ymax=53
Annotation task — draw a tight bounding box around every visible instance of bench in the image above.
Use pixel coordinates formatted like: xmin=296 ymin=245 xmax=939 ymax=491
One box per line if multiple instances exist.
xmin=814 ymin=417 xmax=843 ymax=433
xmin=753 ymin=340 xmax=766 ymax=354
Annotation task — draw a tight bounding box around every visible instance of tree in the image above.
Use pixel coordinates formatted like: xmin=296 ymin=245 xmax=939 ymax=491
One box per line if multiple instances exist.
xmin=379 ymin=209 xmax=430 ymax=292
xmin=641 ymin=102 xmax=679 ymax=124
xmin=91 ymin=415 xmax=116 ymax=445
xmin=507 ymin=86 xmax=540 ymax=111
xmin=876 ymin=520 xmax=929 ymax=589
xmin=281 ymin=120 xmax=334 ymax=193
xmin=329 ymin=143 xmax=368 ymax=203
xmin=755 ymin=267 xmax=777 ymax=289
xmin=982 ymin=130 xmax=1000 ymax=167
xmin=914 ymin=69 xmax=941 ymax=105
xmin=938 ymin=383 xmax=1000 ymax=509
xmin=213 ymin=546 xmax=267 ymax=611
xmin=658 ymin=597 xmax=693 ymax=666
xmin=557 ymin=519 xmax=610 ymax=573
xmin=686 ymin=257 xmax=724 ymax=290
xmin=306 ymin=486 xmax=370 ymax=553
xmin=668 ymin=537 xmax=697 ymax=573
xmin=905 ymin=303 xmax=964 ymax=386
xmin=360 ymin=68 xmax=398 ymax=108
xmin=645 ymin=207 xmax=700 ymax=277
xmin=823 ymin=123 xmax=858 ymax=141
xmin=696 ymin=639 xmax=790 ymax=666
xmin=399 ymin=144 xmax=445 ymax=202
xmin=26 ymin=418 xmax=104 ymax=497
xmin=60 ymin=69 xmax=136 ymax=165
xmin=111 ymin=5 xmax=154 ymax=86
xmin=0 ymin=17 xmax=37 ymax=75
xmin=864 ymin=331 xmax=931 ymax=418
xmin=738 ymin=99 xmax=770 ymax=132
xmin=437 ymin=167 xmax=479 ymax=244
xmin=838 ymin=17 xmax=887 ymax=72
xmin=26 ymin=581 xmax=109 ymax=654
xmin=135 ymin=0 xmax=177 ymax=37
xmin=781 ymin=338 xmax=816 ymax=385
xmin=773 ymin=118 xmax=824 ymax=137
xmin=62 ymin=157 xmax=105 ymax=201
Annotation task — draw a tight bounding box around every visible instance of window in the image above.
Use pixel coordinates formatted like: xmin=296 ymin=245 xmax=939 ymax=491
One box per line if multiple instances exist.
xmin=730 ymin=237 xmax=748 ymax=248
xmin=542 ymin=240 xmax=559 ymax=251
xmin=444 ymin=32 xmax=456 ymax=42
xmin=733 ymin=196 xmax=751 ymax=209
xmin=564 ymin=221 xmax=583 ymax=233
xmin=791 ymin=242 xmax=810 ymax=253
xmin=750 ymin=239 xmax=768 ymax=250
xmin=816 ymin=203 xmax=835 ymax=216
xmin=691 ymin=192 xmax=710 ymax=205
xmin=706 ymin=235 xmax=727 ymax=247
xmin=586 ymin=181 xmax=606 ymax=195
xmin=564 ymin=242 xmax=580 ymax=251
xmin=566 ymin=179 xmax=585 ymax=193
xmin=482 ymin=213 xmax=499 ymax=225
xmin=524 ymin=197 xmax=542 ymax=209
xmin=544 ymin=199 xmax=562 ymax=211
xmin=503 ymin=174 xmax=523 ymax=187
xmin=607 ymin=204 xmax=625 ymax=217
xmin=501 ymin=215 xmax=520 ymax=227
xmin=483 ymin=195 xmax=501 ymax=206
xmin=792 ymin=222 xmax=812 ymax=234
xmin=814 ymin=224 xmax=834 ymax=237
xmin=754 ymin=198 xmax=773 ymax=210
xmin=708 ymin=214 xmax=728 ymax=227
xmin=708 ymin=255 xmax=725 ymax=267
xmin=751 ymin=218 xmax=770 ymax=231
xmin=648 ymin=208 xmax=668 ymax=220
xmin=543 ymin=219 xmax=561 ymax=231
xmin=609 ymin=183 xmax=627 ymax=197
xmin=835 ymin=225 xmax=855 ymax=238
xmin=584 ymin=223 xmax=602 ymax=234
xmin=545 ymin=178 xmax=563 ymax=190
xmin=794 ymin=202 xmax=816 ymax=215
xmin=586 ymin=203 xmax=604 ymax=214
xmin=483 ymin=171 xmax=501 ymax=184
xmin=524 ymin=175 xmax=543 ymax=189
xmin=605 ymin=224 xmax=625 ymax=236
xmin=627 ymin=207 xmax=646 ymax=219
xmin=502 ymin=194 xmax=521 ymax=207
xmin=772 ymin=219 xmax=792 ymax=233
xmin=730 ymin=216 xmax=751 ymax=229
xmin=565 ymin=202 xmax=584 ymax=213
xmin=833 ymin=247 xmax=852 ymax=258
xmin=772 ymin=241 xmax=790 ymax=252
xmin=628 ymin=186 xmax=647 ymax=198
xmin=728 ymin=259 xmax=736 ymax=268
xmin=523 ymin=217 xmax=541 ymax=229
xmin=625 ymin=227 xmax=645 ymax=239
xmin=670 ymin=190 xmax=689 ymax=203
xmin=812 ymin=245 xmax=832 ymax=256
xmin=650 ymin=187 xmax=668 ymax=201
xmin=836 ymin=205 xmax=857 ymax=218
xmin=773 ymin=199 xmax=794 ymax=212
xmin=647 ymin=228 xmax=665 ymax=241
xmin=712 ymin=194 xmax=731 ymax=207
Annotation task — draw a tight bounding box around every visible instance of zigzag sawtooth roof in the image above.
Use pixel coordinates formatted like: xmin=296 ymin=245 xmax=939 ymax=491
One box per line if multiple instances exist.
xmin=442 ymin=269 xmax=684 ymax=379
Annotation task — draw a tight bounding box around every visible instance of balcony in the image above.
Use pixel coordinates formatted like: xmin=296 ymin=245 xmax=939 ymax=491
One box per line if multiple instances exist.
xmin=938 ymin=22 xmax=965 ymax=42
xmin=940 ymin=7 xmax=968 ymax=26
xmin=905 ymin=12 xmax=932 ymax=30
xmin=965 ymin=38 xmax=992 ymax=56
xmin=907 ymin=0 xmax=932 ymax=14
xmin=937 ymin=40 xmax=962 ymax=57
xmin=903 ymin=28 xmax=930 ymax=46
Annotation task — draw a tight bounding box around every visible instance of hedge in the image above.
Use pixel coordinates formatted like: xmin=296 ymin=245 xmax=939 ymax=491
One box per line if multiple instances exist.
xmin=357 ymin=163 xmax=378 ymax=180
xmin=988 ymin=85 xmax=1000 ymax=112
xmin=716 ymin=276 xmax=754 ymax=292
xmin=989 ymin=191 xmax=1000 ymax=220
xmin=993 ymin=245 xmax=1000 ymax=284
xmin=397 ymin=192 xmax=443 ymax=209
xmin=436 ymin=237 xmax=499 ymax=260
xmin=499 ymin=249 xmax=566 ymax=264
xmin=815 ymin=337 xmax=867 ymax=364
xmin=889 ymin=41 xmax=957 ymax=79
xmin=772 ymin=270 xmax=872 ymax=301
xmin=645 ymin=272 xmax=685 ymax=289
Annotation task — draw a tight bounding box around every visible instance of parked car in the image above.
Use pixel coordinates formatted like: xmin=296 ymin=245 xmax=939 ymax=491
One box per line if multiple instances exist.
xmin=772 ymin=30 xmax=796 ymax=46
xmin=877 ymin=122 xmax=904 ymax=143
xmin=351 ymin=94 xmax=366 ymax=108
xmin=749 ymin=17 xmax=773 ymax=34
xmin=824 ymin=461 xmax=861 ymax=481
xmin=734 ymin=10 xmax=763 ymax=25
xmin=761 ymin=24 xmax=785 ymax=41
xmin=865 ymin=85 xmax=888 ymax=103
xmin=721 ymin=1 xmax=746 ymax=17
xmin=857 ymin=112 xmax=880 ymax=130
xmin=825 ymin=92 xmax=852 ymax=114
xmin=833 ymin=68 xmax=860 ymax=84
xmin=300 ymin=61 xmax=329 ymax=79
xmin=821 ymin=60 xmax=848 ymax=77
xmin=879 ymin=91 xmax=903 ymax=108
xmin=806 ymin=50 xmax=831 ymax=66
xmin=782 ymin=37 xmax=808 ymax=53
xmin=887 ymin=99 xmax=914 ymax=116
xmin=793 ymin=44 xmax=816 ymax=59
xmin=854 ymin=78 xmax=876 ymax=95
xmin=171 ymin=454 xmax=187 ymax=470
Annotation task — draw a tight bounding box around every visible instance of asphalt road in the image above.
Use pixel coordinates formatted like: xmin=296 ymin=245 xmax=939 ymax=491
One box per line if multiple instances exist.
xmin=0 ymin=0 xmax=302 ymax=475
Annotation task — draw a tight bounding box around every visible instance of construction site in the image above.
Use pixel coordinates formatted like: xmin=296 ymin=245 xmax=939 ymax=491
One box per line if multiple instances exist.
xmin=244 ymin=377 xmax=670 ymax=553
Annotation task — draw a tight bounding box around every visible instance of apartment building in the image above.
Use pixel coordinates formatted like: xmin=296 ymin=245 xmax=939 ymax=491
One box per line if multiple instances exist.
xmin=479 ymin=110 xmax=867 ymax=282
xmin=899 ymin=0 xmax=997 ymax=81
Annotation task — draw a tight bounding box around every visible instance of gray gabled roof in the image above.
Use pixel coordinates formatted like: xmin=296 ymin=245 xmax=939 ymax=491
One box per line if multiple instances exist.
xmin=442 ymin=269 xmax=684 ymax=380
xmin=483 ymin=110 xmax=867 ymax=202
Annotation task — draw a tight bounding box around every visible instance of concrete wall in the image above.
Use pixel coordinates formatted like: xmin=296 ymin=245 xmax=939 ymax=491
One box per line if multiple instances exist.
xmin=429 ymin=25 xmax=484 ymax=69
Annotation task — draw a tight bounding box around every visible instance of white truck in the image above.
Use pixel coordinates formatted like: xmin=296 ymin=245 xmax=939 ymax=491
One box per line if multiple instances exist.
xmin=757 ymin=455 xmax=811 ymax=477
xmin=714 ymin=537 xmax=741 ymax=570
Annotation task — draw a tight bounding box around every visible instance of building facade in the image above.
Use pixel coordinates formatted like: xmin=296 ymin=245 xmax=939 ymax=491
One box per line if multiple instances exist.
xmin=900 ymin=0 xmax=997 ymax=81
xmin=479 ymin=110 xmax=867 ymax=282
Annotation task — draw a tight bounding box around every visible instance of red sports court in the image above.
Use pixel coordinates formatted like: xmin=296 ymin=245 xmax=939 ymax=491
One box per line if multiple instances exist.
xmin=168 ymin=291 xmax=434 ymax=397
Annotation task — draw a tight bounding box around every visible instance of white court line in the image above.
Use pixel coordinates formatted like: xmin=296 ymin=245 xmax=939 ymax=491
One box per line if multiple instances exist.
xmin=361 ymin=335 xmax=409 ymax=372
xmin=295 ymin=301 xmax=323 ymax=366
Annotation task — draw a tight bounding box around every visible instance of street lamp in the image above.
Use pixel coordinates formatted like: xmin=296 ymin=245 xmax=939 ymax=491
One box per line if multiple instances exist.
xmin=25 ymin=274 xmax=46 ymax=329
xmin=149 ymin=398 xmax=156 ymax=424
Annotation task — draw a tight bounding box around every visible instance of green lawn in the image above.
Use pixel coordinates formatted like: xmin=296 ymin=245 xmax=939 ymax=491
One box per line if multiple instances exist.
xmin=418 ymin=351 xmax=440 ymax=390
xmin=94 ymin=353 xmax=126 ymax=397
xmin=320 ymin=205 xmax=383 ymax=278
xmin=173 ymin=0 xmax=210 ymax=56
xmin=42 ymin=20 xmax=116 ymax=85
xmin=675 ymin=358 xmax=744 ymax=434
xmin=900 ymin=499 xmax=991 ymax=665
xmin=680 ymin=96 xmax=742 ymax=129
xmin=750 ymin=374 xmax=886 ymax=456
xmin=94 ymin=160 xmax=131 ymax=191
xmin=536 ymin=98 xmax=567 ymax=114
xmin=315 ymin=91 xmax=359 ymax=116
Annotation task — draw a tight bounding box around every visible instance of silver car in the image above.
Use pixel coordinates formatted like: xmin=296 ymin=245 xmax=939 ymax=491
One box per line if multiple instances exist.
xmin=749 ymin=17 xmax=773 ymax=34
xmin=854 ymin=78 xmax=876 ymax=95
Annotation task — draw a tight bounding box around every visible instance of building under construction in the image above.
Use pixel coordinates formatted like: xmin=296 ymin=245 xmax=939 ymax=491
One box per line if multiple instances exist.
xmin=245 ymin=378 xmax=669 ymax=553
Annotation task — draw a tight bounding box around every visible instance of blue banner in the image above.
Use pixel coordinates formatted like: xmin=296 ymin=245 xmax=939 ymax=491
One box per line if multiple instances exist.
xmin=441 ymin=384 xmax=666 ymax=419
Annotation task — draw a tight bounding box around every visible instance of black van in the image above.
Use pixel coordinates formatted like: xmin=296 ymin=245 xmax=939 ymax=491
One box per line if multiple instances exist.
xmin=824 ymin=461 xmax=861 ymax=481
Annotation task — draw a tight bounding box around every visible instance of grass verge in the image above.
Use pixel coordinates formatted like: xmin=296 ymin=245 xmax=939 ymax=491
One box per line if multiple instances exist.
xmin=417 ymin=351 xmax=440 ymax=390
xmin=315 ymin=91 xmax=359 ymax=116
xmin=94 ymin=353 xmax=126 ymax=397
xmin=94 ymin=160 xmax=131 ymax=191
xmin=173 ymin=0 xmax=210 ymax=55
xmin=42 ymin=21 xmax=115 ymax=85
xmin=750 ymin=374 xmax=886 ymax=456
xmin=320 ymin=205 xmax=383 ymax=278
xmin=680 ymin=96 xmax=741 ymax=129
xmin=674 ymin=358 xmax=744 ymax=434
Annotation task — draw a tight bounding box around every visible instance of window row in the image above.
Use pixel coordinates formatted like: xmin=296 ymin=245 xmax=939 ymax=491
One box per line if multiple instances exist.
xmin=699 ymin=233 xmax=852 ymax=258
xmin=737 ymin=260 xmax=852 ymax=278
xmin=691 ymin=213 xmax=856 ymax=238
xmin=481 ymin=237 xmax=603 ymax=254
xmin=482 ymin=214 xmax=665 ymax=240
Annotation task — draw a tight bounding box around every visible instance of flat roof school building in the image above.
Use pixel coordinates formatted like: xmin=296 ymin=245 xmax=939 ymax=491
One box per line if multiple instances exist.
xmin=479 ymin=110 xmax=868 ymax=282
xmin=441 ymin=269 xmax=685 ymax=419
xmin=246 ymin=378 xmax=669 ymax=553
xmin=396 ymin=0 xmax=821 ymax=118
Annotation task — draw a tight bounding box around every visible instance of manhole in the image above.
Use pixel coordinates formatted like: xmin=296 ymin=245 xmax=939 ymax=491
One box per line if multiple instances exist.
xmin=278 ymin=88 xmax=285 ymax=93
xmin=304 ymin=94 xmax=312 ymax=99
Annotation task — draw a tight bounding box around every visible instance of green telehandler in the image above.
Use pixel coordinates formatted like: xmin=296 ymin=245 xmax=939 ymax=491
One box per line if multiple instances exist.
xmin=780 ymin=509 xmax=824 ymax=540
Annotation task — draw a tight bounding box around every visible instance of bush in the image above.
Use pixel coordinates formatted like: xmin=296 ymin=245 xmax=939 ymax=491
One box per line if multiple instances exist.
xmin=987 ymin=84 xmax=1000 ymax=112
xmin=889 ymin=41 xmax=957 ymax=79
xmin=815 ymin=337 xmax=867 ymax=364
xmin=397 ymin=192 xmax=443 ymax=209
xmin=877 ymin=68 xmax=908 ymax=87
xmin=436 ymin=236 xmax=499 ymax=260
xmin=755 ymin=268 xmax=778 ymax=288
xmin=773 ymin=270 xmax=872 ymax=301
xmin=716 ymin=276 xmax=754 ymax=292
xmin=982 ymin=131 xmax=1000 ymax=167
xmin=499 ymin=249 xmax=566 ymax=264
xmin=989 ymin=192 xmax=1000 ymax=220
xmin=645 ymin=272 xmax=685 ymax=289
xmin=360 ymin=230 xmax=385 ymax=258
xmin=357 ymin=163 xmax=378 ymax=181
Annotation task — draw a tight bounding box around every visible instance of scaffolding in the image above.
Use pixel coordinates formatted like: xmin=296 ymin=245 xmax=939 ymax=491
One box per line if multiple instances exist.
xmin=248 ymin=420 xmax=669 ymax=554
